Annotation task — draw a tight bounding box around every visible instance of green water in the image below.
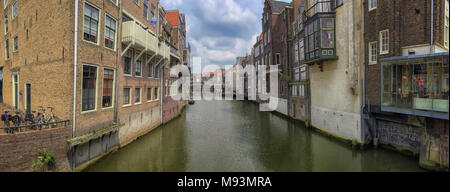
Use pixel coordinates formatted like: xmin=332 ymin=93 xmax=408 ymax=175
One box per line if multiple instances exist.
xmin=86 ymin=100 xmax=424 ymax=172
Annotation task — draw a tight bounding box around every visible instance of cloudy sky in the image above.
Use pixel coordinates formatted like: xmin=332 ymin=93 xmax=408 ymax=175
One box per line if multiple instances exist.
xmin=160 ymin=0 xmax=289 ymax=72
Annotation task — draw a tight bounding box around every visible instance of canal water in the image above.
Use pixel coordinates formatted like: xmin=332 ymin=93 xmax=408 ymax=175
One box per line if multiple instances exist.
xmin=86 ymin=100 xmax=424 ymax=172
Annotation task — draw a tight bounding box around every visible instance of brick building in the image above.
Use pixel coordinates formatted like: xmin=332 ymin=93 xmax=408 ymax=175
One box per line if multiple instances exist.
xmin=260 ymin=0 xmax=291 ymax=115
xmin=0 ymin=0 xmax=187 ymax=171
xmin=363 ymin=0 xmax=449 ymax=170
xmin=288 ymin=0 xmax=310 ymax=124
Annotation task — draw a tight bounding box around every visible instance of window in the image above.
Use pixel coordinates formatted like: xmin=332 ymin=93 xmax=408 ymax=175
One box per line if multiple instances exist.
xmin=4 ymin=14 xmax=8 ymax=34
xmin=369 ymin=42 xmax=377 ymax=65
xmin=147 ymin=87 xmax=152 ymax=101
xmin=123 ymin=88 xmax=131 ymax=106
xmin=12 ymin=1 xmax=17 ymax=19
xmin=155 ymin=65 xmax=159 ymax=78
xmin=135 ymin=88 xmax=141 ymax=104
xmin=268 ymin=29 xmax=271 ymax=43
xmin=124 ymin=49 xmax=132 ymax=75
xmin=369 ymin=0 xmax=377 ymax=11
xmin=143 ymin=0 xmax=148 ymax=20
xmin=83 ymin=3 xmax=100 ymax=44
xmin=151 ymin=4 xmax=155 ymax=20
xmin=5 ymin=39 xmax=9 ymax=60
xmin=445 ymin=0 xmax=449 ymax=48
xmin=321 ymin=18 xmax=334 ymax=48
xmin=135 ymin=53 xmax=142 ymax=77
xmin=380 ymin=30 xmax=389 ymax=54
xmin=294 ymin=68 xmax=300 ymax=81
xmin=299 ymin=39 xmax=304 ymax=61
xmin=275 ymin=53 xmax=280 ymax=65
xmin=102 ymin=68 xmax=114 ymax=108
xmin=4 ymin=0 xmax=8 ymax=8
xmin=148 ymin=56 xmax=153 ymax=77
xmin=295 ymin=42 xmax=299 ymax=62
xmin=13 ymin=36 xmax=18 ymax=52
xmin=154 ymin=87 xmax=159 ymax=100
xmin=82 ymin=65 xmax=98 ymax=112
xmin=105 ymin=15 xmax=116 ymax=50
xmin=134 ymin=0 xmax=139 ymax=5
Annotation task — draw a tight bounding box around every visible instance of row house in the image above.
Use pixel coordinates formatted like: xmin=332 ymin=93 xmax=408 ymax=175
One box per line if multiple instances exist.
xmin=163 ymin=10 xmax=186 ymax=124
xmin=261 ymin=0 xmax=291 ymax=115
xmin=288 ymin=0 xmax=310 ymax=124
xmin=0 ymin=0 xmax=188 ymax=171
xmin=302 ymin=0 xmax=364 ymax=144
xmin=363 ymin=0 xmax=449 ymax=170
xmin=252 ymin=34 xmax=263 ymax=102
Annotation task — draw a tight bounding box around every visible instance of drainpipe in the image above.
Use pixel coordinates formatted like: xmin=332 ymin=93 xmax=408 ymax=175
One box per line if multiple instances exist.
xmin=160 ymin=60 xmax=169 ymax=124
xmin=73 ymin=0 xmax=79 ymax=138
xmin=114 ymin=0 xmax=123 ymax=124
xmin=71 ymin=0 xmax=79 ymax=170
xmin=430 ymin=0 xmax=434 ymax=54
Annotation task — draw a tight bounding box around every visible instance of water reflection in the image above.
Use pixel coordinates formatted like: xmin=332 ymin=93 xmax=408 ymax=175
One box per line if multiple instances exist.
xmin=86 ymin=101 xmax=424 ymax=172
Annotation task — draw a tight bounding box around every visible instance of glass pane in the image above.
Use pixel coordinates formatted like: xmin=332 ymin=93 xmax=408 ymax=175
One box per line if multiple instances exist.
xmin=382 ymin=63 xmax=395 ymax=107
xmin=321 ymin=18 xmax=334 ymax=29
xmin=395 ymin=62 xmax=412 ymax=109
xmin=321 ymin=30 xmax=334 ymax=48
xmin=432 ymin=61 xmax=449 ymax=112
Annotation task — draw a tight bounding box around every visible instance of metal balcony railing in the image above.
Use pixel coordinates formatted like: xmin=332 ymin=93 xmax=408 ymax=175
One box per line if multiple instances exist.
xmin=1 ymin=120 xmax=70 ymax=135
xmin=304 ymin=1 xmax=335 ymax=18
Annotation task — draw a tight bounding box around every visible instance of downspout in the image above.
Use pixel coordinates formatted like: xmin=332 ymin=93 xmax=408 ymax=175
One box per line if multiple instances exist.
xmin=71 ymin=0 xmax=79 ymax=170
xmin=114 ymin=0 xmax=123 ymax=123
xmin=430 ymin=0 xmax=434 ymax=54
xmin=73 ymin=0 xmax=79 ymax=138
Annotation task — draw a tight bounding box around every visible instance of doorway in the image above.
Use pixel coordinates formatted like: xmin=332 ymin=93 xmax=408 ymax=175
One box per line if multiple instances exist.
xmin=26 ymin=83 xmax=31 ymax=114
xmin=12 ymin=73 xmax=19 ymax=110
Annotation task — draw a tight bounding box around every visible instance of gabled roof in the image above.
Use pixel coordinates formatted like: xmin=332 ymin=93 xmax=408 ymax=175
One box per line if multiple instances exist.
xmin=269 ymin=0 xmax=290 ymax=14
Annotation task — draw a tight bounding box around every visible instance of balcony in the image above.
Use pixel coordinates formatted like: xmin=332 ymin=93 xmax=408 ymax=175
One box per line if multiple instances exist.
xmin=122 ymin=21 xmax=170 ymax=60
xmin=303 ymin=1 xmax=337 ymax=64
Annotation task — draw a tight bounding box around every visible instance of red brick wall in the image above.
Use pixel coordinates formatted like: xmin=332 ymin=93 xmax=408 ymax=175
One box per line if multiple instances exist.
xmin=0 ymin=127 xmax=71 ymax=172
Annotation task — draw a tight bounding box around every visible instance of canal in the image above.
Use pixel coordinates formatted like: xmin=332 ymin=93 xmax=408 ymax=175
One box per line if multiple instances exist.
xmin=86 ymin=100 xmax=424 ymax=172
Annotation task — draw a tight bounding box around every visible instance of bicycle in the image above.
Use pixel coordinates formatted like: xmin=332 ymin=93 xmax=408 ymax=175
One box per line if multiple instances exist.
xmin=1 ymin=110 xmax=12 ymax=134
xmin=46 ymin=107 xmax=58 ymax=128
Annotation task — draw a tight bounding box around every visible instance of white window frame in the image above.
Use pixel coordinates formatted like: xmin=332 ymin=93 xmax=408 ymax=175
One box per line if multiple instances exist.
xmin=104 ymin=13 xmax=117 ymax=51
xmin=81 ymin=64 xmax=99 ymax=113
xmin=135 ymin=52 xmax=143 ymax=77
xmin=147 ymin=87 xmax=153 ymax=102
xmin=4 ymin=0 xmax=8 ymax=8
xmin=369 ymin=0 xmax=377 ymax=11
xmin=369 ymin=41 xmax=377 ymax=65
xmin=379 ymin=29 xmax=389 ymax=55
xmin=83 ymin=1 xmax=101 ymax=45
xmin=134 ymin=87 xmax=142 ymax=105
xmin=101 ymin=67 xmax=115 ymax=109
xmin=124 ymin=49 xmax=133 ymax=76
xmin=11 ymin=1 xmax=17 ymax=20
xmin=123 ymin=87 xmax=132 ymax=107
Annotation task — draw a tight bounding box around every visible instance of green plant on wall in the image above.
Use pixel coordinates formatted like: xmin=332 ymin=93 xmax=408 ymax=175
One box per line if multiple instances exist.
xmin=280 ymin=73 xmax=294 ymax=85
xmin=32 ymin=149 xmax=56 ymax=172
